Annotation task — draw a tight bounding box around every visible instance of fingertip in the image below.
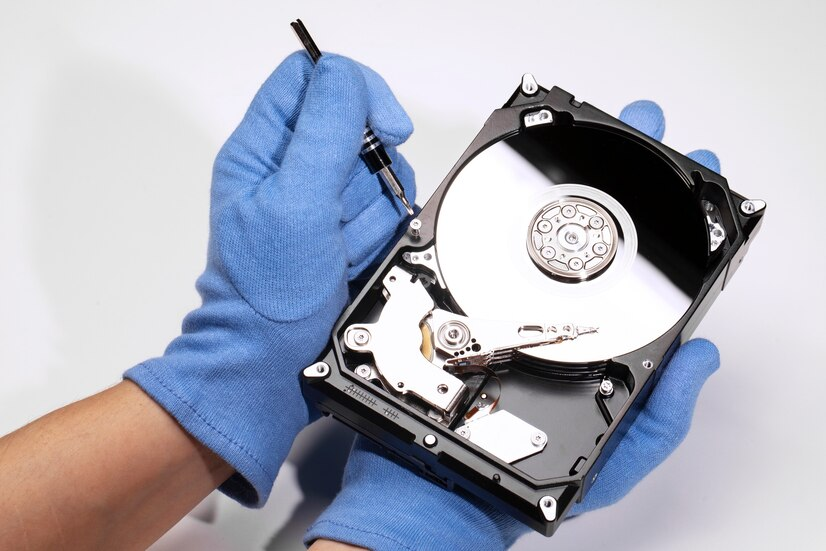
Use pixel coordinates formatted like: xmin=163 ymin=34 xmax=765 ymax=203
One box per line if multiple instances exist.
xmin=255 ymin=51 xmax=314 ymax=111
xmin=683 ymin=337 xmax=719 ymax=356
xmin=313 ymin=53 xmax=367 ymax=92
xmin=620 ymin=100 xmax=665 ymax=141
xmin=687 ymin=149 xmax=721 ymax=174
xmin=680 ymin=338 xmax=721 ymax=374
xmin=306 ymin=54 xmax=413 ymax=145
xmin=214 ymin=51 xmax=315 ymax=192
xmin=358 ymin=62 xmax=414 ymax=146
xmin=284 ymin=50 xmax=315 ymax=69
xmin=660 ymin=339 xmax=721 ymax=397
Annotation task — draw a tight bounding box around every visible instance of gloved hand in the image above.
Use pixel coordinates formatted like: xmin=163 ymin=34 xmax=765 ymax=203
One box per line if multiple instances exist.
xmin=125 ymin=52 xmax=415 ymax=507
xmin=305 ymin=101 xmax=722 ymax=550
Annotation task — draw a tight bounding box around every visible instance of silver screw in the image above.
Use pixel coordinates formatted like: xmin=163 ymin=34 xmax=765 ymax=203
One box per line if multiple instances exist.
xmin=409 ymin=218 xmax=422 ymax=238
xmin=457 ymin=426 xmax=471 ymax=439
xmin=438 ymin=321 xmax=469 ymax=348
xmin=355 ymin=365 xmax=371 ymax=378
xmin=599 ymin=379 xmax=614 ymax=397
xmin=351 ymin=329 xmax=370 ymax=346
xmin=530 ymin=431 xmax=547 ymax=447
xmin=741 ymin=200 xmax=755 ymax=214
xmin=642 ymin=359 xmax=654 ymax=369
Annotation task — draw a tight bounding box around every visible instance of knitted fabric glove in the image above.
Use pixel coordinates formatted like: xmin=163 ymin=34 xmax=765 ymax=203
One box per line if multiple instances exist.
xmin=305 ymin=101 xmax=722 ymax=550
xmin=125 ymin=52 xmax=415 ymax=507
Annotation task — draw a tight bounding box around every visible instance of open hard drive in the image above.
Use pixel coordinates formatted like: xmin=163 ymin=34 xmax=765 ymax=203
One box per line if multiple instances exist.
xmin=301 ymin=75 xmax=765 ymax=536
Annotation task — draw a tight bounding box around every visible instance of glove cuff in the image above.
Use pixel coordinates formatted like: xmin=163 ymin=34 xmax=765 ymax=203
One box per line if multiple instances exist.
xmin=124 ymin=296 xmax=329 ymax=507
xmin=126 ymin=358 xmax=305 ymax=506
xmin=304 ymin=437 xmax=529 ymax=551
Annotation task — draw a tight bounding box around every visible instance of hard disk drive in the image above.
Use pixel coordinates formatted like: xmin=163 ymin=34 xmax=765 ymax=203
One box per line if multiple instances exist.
xmin=301 ymin=75 xmax=765 ymax=536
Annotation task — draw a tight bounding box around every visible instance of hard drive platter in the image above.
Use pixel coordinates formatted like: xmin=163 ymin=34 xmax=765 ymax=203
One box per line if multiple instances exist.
xmin=301 ymin=76 xmax=765 ymax=536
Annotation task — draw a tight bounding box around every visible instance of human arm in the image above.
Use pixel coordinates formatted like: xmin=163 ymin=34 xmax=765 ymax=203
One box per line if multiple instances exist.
xmin=306 ymin=102 xmax=724 ymax=550
xmin=0 ymin=381 xmax=232 ymax=550
xmin=0 ymin=52 xmax=416 ymax=549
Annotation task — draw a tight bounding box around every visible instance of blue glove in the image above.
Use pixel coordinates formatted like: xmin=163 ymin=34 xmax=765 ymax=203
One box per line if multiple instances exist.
xmin=125 ymin=52 xmax=415 ymax=507
xmin=305 ymin=101 xmax=721 ymax=550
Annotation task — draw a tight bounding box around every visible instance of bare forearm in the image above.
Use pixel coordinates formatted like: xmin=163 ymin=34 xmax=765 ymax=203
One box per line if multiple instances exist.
xmin=0 ymin=381 xmax=233 ymax=550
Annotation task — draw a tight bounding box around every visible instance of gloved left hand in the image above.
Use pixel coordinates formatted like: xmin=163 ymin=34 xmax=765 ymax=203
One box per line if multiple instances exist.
xmin=125 ymin=52 xmax=415 ymax=506
xmin=305 ymin=101 xmax=722 ymax=550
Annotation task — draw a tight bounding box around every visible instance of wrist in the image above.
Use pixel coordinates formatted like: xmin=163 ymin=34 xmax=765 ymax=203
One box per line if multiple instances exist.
xmin=125 ymin=292 xmax=327 ymax=506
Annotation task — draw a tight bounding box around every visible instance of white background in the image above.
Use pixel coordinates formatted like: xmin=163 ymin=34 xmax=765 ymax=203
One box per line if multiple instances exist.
xmin=1 ymin=1 xmax=823 ymax=550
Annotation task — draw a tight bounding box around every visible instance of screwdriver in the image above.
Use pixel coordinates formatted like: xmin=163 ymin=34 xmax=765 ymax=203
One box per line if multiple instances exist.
xmin=290 ymin=19 xmax=415 ymax=216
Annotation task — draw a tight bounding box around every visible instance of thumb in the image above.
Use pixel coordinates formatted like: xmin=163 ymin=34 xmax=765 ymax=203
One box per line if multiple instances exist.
xmin=638 ymin=338 xmax=720 ymax=455
xmin=277 ymin=54 xmax=369 ymax=205
xmin=574 ymin=339 xmax=719 ymax=513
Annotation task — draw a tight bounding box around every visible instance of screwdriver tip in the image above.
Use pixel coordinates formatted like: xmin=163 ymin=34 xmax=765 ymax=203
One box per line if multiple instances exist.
xmin=401 ymin=197 xmax=415 ymax=216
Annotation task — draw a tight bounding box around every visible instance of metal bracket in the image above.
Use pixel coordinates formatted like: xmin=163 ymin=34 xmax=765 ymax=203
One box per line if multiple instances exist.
xmin=539 ymin=496 xmax=558 ymax=522
xmin=455 ymin=410 xmax=547 ymax=464
xmin=343 ymin=263 xmax=597 ymax=416
xmin=402 ymin=245 xmax=447 ymax=288
xmin=702 ymin=200 xmax=726 ymax=252
xmin=521 ymin=73 xmax=539 ymax=96
xmin=426 ymin=309 xmax=596 ymax=369
xmin=343 ymin=267 xmax=468 ymax=413
xmin=303 ymin=362 xmax=330 ymax=379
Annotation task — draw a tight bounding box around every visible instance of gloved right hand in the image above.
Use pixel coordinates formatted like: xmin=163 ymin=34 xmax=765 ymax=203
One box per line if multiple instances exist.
xmin=125 ymin=51 xmax=416 ymax=508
